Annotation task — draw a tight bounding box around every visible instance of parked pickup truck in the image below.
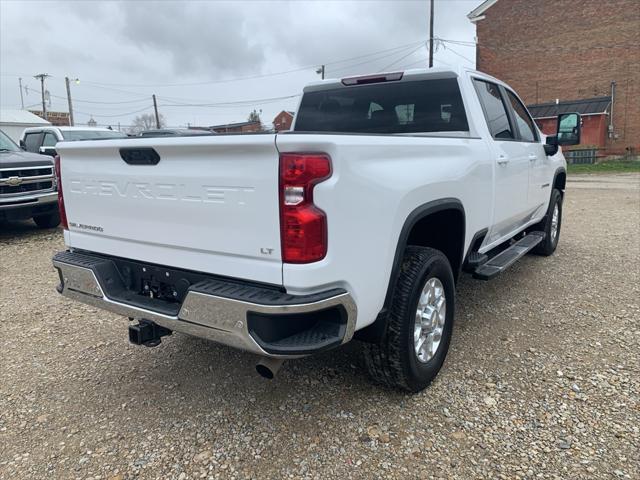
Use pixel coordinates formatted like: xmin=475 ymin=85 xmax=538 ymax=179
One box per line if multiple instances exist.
xmin=52 ymin=68 xmax=580 ymax=391
xmin=0 ymin=129 xmax=60 ymax=228
xmin=20 ymin=126 xmax=127 ymax=157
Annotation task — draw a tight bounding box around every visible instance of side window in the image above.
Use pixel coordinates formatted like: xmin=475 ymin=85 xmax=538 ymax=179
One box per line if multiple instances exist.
xmin=23 ymin=133 xmax=42 ymax=152
xmin=42 ymin=132 xmax=58 ymax=147
xmin=473 ymin=79 xmax=514 ymax=140
xmin=505 ymin=90 xmax=538 ymax=142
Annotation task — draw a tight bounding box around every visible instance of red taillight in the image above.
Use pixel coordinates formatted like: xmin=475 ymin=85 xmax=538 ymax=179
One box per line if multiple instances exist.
xmin=54 ymin=155 xmax=68 ymax=229
xmin=279 ymin=153 xmax=331 ymax=263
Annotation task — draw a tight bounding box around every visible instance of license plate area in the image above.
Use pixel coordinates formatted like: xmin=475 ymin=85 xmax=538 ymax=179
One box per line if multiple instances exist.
xmin=115 ymin=260 xmax=200 ymax=305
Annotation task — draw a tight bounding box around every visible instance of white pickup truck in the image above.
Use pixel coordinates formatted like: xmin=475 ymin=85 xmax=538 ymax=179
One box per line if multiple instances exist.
xmin=52 ymin=68 xmax=580 ymax=391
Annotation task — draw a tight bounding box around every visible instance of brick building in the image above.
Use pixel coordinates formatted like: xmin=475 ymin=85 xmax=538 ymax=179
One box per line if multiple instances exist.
xmin=528 ymin=97 xmax=611 ymax=153
xmin=468 ymin=0 xmax=640 ymax=156
xmin=272 ymin=111 xmax=294 ymax=132
xmin=209 ymin=121 xmax=262 ymax=134
xmin=29 ymin=110 xmax=70 ymax=127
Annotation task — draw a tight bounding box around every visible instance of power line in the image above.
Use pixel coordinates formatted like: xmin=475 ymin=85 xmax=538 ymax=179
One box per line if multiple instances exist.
xmin=436 ymin=37 xmax=476 ymax=47
xmin=70 ymin=93 xmax=302 ymax=118
xmin=159 ymin=94 xmax=301 ymax=108
xmin=74 ymin=105 xmax=154 ymax=118
xmin=9 ymin=39 xmax=483 ymax=123
xmin=400 ymin=55 xmax=455 ymax=70
xmin=22 ymin=81 xmax=300 ymax=114
xmin=329 ymin=44 xmax=423 ymax=75
xmin=78 ymin=40 xmax=425 ymax=88
xmin=73 ymin=82 xmax=156 ymax=99
xmin=19 ymin=84 xmax=149 ymax=111
xmin=399 ymin=59 xmax=433 ymax=70
xmin=47 ymin=93 xmax=151 ymax=105
xmin=6 ymin=41 xmax=426 ymax=106
xmin=442 ymin=44 xmax=475 ymax=65
xmin=382 ymin=44 xmax=426 ymax=71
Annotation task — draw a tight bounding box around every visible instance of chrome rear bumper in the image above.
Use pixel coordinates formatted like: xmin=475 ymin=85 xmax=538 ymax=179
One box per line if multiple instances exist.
xmin=53 ymin=251 xmax=356 ymax=358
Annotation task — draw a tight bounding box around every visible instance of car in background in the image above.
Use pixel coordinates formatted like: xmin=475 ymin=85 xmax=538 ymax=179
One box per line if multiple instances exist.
xmin=20 ymin=126 xmax=127 ymax=157
xmin=0 ymin=129 xmax=59 ymax=228
xmin=138 ymin=128 xmax=215 ymax=137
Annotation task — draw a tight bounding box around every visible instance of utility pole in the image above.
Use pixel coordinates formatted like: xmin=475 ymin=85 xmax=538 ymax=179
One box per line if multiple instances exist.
xmin=152 ymin=94 xmax=160 ymax=128
xmin=316 ymin=65 xmax=325 ymax=80
xmin=18 ymin=78 xmax=24 ymax=109
xmin=428 ymin=0 xmax=434 ymax=68
xmin=65 ymin=77 xmax=75 ymax=126
xmin=34 ymin=73 xmax=50 ymax=120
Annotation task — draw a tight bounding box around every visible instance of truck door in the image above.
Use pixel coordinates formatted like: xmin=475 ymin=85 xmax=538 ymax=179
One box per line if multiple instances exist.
xmin=503 ymin=89 xmax=550 ymax=219
xmin=472 ymin=79 xmax=529 ymax=245
xmin=22 ymin=131 xmax=43 ymax=153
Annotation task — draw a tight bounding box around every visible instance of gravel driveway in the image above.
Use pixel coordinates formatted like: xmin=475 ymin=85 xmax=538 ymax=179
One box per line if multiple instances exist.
xmin=1 ymin=173 xmax=638 ymax=480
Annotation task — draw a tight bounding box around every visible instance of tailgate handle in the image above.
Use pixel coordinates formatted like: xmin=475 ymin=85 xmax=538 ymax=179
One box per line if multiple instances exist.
xmin=120 ymin=148 xmax=160 ymax=166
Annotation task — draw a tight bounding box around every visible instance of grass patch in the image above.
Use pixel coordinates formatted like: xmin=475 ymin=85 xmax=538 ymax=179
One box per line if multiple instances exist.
xmin=567 ymin=160 xmax=640 ymax=174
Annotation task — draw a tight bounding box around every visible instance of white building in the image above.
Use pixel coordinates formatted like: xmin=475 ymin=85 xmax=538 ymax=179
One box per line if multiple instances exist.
xmin=0 ymin=109 xmax=51 ymax=143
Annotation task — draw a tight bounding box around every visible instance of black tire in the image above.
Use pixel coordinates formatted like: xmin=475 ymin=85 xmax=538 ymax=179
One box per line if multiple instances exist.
xmin=363 ymin=246 xmax=455 ymax=392
xmin=33 ymin=212 xmax=61 ymax=229
xmin=531 ymin=188 xmax=562 ymax=256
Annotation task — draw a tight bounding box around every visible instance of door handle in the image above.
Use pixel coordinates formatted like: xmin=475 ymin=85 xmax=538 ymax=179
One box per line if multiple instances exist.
xmin=497 ymin=156 xmax=509 ymax=166
xmin=529 ymin=154 xmax=538 ymax=162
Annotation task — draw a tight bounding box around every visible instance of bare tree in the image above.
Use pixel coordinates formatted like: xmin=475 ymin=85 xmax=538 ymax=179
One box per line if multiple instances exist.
xmin=129 ymin=113 xmax=165 ymax=134
xmin=247 ymin=109 xmax=261 ymax=124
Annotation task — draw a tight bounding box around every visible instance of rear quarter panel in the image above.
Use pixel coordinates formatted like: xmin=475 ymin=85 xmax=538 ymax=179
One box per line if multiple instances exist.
xmin=276 ymin=133 xmax=493 ymax=330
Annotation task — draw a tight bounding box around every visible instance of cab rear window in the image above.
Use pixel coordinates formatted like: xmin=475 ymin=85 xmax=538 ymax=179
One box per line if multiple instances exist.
xmin=294 ymin=78 xmax=468 ymax=134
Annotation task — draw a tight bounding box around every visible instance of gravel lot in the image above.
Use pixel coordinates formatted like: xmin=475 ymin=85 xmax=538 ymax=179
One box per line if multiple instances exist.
xmin=1 ymin=173 xmax=638 ymax=480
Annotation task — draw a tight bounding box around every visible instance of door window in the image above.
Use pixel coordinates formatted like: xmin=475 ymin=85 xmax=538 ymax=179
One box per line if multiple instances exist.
xmin=505 ymin=90 xmax=538 ymax=142
xmin=23 ymin=133 xmax=42 ymax=152
xmin=42 ymin=132 xmax=58 ymax=147
xmin=473 ymin=79 xmax=514 ymax=140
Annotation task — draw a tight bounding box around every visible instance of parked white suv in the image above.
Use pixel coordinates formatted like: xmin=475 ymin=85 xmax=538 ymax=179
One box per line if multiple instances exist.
xmin=20 ymin=126 xmax=127 ymax=157
xmin=51 ymin=67 xmax=580 ymax=391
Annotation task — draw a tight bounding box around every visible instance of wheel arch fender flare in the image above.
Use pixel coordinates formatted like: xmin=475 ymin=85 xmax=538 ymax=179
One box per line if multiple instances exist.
xmin=553 ymin=167 xmax=567 ymax=192
xmin=355 ymin=197 xmax=466 ymax=343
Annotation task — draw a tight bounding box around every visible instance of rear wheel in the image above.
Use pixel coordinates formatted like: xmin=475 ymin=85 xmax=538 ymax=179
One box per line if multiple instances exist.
xmin=33 ymin=212 xmax=60 ymax=229
xmin=532 ymin=188 xmax=562 ymax=256
xmin=363 ymin=246 xmax=455 ymax=392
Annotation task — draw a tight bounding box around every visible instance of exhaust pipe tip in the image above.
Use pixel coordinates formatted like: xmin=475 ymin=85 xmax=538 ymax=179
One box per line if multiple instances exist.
xmin=256 ymin=358 xmax=284 ymax=379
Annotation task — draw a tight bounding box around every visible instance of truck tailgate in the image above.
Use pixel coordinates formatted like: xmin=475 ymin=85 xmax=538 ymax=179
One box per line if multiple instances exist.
xmin=56 ymin=135 xmax=282 ymax=285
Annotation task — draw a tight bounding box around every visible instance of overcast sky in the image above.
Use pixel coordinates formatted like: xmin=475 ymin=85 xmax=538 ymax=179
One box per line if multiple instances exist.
xmin=0 ymin=0 xmax=482 ymax=130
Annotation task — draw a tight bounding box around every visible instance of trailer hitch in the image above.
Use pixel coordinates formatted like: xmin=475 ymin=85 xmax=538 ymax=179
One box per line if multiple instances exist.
xmin=128 ymin=319 xmax=172 ymax=347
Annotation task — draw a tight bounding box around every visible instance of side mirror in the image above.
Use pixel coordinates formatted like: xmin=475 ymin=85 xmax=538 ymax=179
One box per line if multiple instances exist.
xmin=544 ymin=135 xmax=559 ymax=156
xmin=39 ymin=146 xmax=57 ymax=157
xmin=556 ymin=112 xmax=581 ymax=146
xmin=19 ymin=140 xmax=26 ymax=150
